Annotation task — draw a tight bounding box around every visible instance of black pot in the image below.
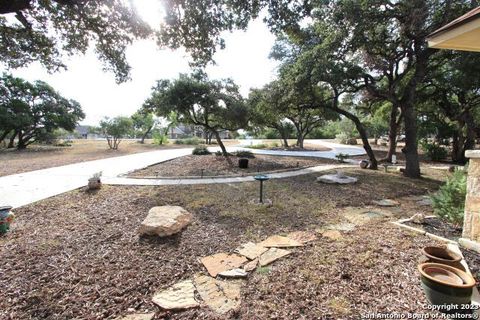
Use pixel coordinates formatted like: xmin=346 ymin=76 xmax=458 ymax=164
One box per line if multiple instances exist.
xmin=238 ymin=158 xmax=249 ymax=169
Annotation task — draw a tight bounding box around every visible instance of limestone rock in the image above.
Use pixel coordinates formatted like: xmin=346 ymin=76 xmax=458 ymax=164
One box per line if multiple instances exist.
xmin=235 ymin=242 xmax=268 ymax=260
xmin=321 ymin=230 xmax=343 ymax=241
xmin=417 ymin=198 xmax=432 ymax=206
xmin=287 ymin=231 xmax=317 ymax=244
xmin=194 ymin=275 xmax=242 ymax=314
xmin=316 ymin=172 xmax=357 ymax=184
xmin=325 ymin=222 xmax=356 ymax=232
xmin=139 ymin=206 xmax=192 ymax=237
xmin=372 ymin=199 xmax=400 ymax=207
xmin=411 ymin=213 xmax=426 ymax=224
xmin=218 ymin=268 xmax=248 ymax=278
xmin=258 ymin=235 xmax=303 ymax=248
xmin=200 ymin=253 xmax=248 ymax=277
xmin=116 ymin=313 xmax=155 ymax=320
xmin=243 ymin=259 xmax=258 ymax=272
xmin=258 ymin=248 xmax=291 ymax=266
xmin=152 ymin=280 xmax=199 ymax=310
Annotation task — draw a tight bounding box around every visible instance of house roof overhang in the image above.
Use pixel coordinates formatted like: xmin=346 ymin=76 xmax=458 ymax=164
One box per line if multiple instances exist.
xmin=427 ymin=7 xmax=480 ymax=52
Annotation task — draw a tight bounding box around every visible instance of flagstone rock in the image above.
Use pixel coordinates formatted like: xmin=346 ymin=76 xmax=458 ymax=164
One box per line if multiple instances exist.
xmin=194 ymin=275 xmax=242 ymax=314
xmin=417 ymin=198 xmax=432 ymax=206
xmin=235 ymin=242 xmax=268 ymax=260
xmin=316 ymin=172 xmax=357 ymax=184
xmin=258 ymin=235 xmax=302 ymax=248
xmin=325 ymin=222 xmax=356 ymax=232
xmin=321 ymin=230 xmax=343 ymax=241
xmin=287 ymin=231 xmax=317 ymax=244
xmin=152 ymin=280 xmax=199 ymax=310
xmin=258 ymin=248 xmax=291 ymax=266
xmin=117 ymin=313 xmax=155 ymax=320
xmin=344 ymin=209 xmax=389 ymax=226
xmin=139 ymin=206 xmax=192 ymax=237
xmin=200 ymin=253 xmax=248 ymax=277
xmin=372 ymin=199 xmax=400 ymax=207
xmin=218 ymin=268 xmax=248 ymax=278
xmin=243 ymin=259 xmax=258 ymax=272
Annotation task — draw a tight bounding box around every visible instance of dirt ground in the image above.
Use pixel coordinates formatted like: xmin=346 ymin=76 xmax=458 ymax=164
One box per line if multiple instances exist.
xmin=0 ymin=140 xmax=239 ymax=177
xmin=1 ymin=168 xmax=455 ymax=320
xmin=129 ymin=154 xmax=335 ymax=178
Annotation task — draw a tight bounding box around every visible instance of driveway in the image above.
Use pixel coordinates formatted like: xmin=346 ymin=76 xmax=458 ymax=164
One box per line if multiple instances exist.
xmin=0 ymin=140 xmax=365 ymax=208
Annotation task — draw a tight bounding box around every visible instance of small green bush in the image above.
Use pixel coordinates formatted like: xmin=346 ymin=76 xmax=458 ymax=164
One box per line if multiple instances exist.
xmin=192 ymin=146 xmax=211 ymax=155
xmin=335 ymin=133 xmax=349 ymax=144
xmin=421 ymin=141 xmax=448 ymax=161
xmin=248 ymin=143 xmax=267 ymax=149
xmin=431 ymin=169 xmax=467 ymax=226
xmin=234 ymin=150 xmax=255 ymax=158
xmin=175 ymin=137 xmax=202 ymax=145
xmin=153 ymin=131 xmax=169 ymax=145
xmin=335 ymin=153 xmax=350 ymax=163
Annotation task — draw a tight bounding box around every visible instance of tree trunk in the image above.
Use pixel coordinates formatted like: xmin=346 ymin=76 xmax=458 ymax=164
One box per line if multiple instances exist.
xmin=213 ymin=131 xmax=228 ymax=156
xmin=140 ymin=126 xmax=152 ymax=144
xmin=276 ymin=126 xmax=289 ymax=148
xmin=16 ymin=131 xmax=27 ymax=149
xmin=401 ymin=105 xmax=421 ymax=178
xmin=451 ymin=130 xmax=463 ymax=164
xmin=7 ymin=131 xmax=16 ymax=148
xmin=297 ymin=134 xmax=305 ymax=149
xmin=385 ymin=106 xmax=400 ymax=162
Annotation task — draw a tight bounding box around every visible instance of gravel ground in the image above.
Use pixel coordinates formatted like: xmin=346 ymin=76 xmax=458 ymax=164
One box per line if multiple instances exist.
xmin=128 ymin=154 xmax=335 ymax=177
xmin=0 ymin=169 xmax=444 ymax=319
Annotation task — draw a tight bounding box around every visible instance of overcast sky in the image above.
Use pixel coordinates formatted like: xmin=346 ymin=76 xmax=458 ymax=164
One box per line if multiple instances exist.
xmin=4 ymin=10 xmax=279 ymax=125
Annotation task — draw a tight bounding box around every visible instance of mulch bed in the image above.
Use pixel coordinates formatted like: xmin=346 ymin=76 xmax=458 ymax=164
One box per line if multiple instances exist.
xmin=0 ymin=169 xmax=443 ymax=319
xmin=405 ymin=218 xmax=463 ymax=241
xmin=128 ymin=154 xmax=335 ymax=178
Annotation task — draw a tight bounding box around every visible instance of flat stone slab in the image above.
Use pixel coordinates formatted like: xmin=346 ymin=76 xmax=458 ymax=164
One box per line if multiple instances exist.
xmin=235 ymin=242 xmax=268 ymax=260
xmin=325 ymin=222 xmax=356 ymax=232
xmin=417 ymin=198 xmax=432 ymax=206
xmin=259 ymin=248 xmax=291 ymax=266
xmin=321 ymin=230 xmax=343 ymax=241
xmin=139 ymin=206 xmax=192 ymax=237
xmin=200 ymin=253 xmax=248 ymax=277
xmin=316 ymin=172 xmax=357 ymax=184
xmin=344 ymin=209 xmax=389 ymax=226
xmin=218 ymin=268 xmax=248 ymax=278
xmin=152 ymin=280 xmax=199 ymax=310
xmin=243 ymin=259 xmax=258 ymax=272
xmin=194 ymin=275 xmax=242 ymax=314
xmin=372 ymin=199 xmax=400 ymax=207
xmin=258 ymin=235 xmax=303 ymax=248
xmin=287 ymin=231 xmax=317 ymax=244
xmin=117 ymin=313 xmax=155 ymax=320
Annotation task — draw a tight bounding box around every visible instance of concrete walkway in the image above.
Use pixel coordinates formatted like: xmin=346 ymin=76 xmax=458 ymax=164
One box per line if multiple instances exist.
xmin=0 ymin=148 xmax=193 ymax=208
xmin=0 ymin=140 xmax=365 ymax=209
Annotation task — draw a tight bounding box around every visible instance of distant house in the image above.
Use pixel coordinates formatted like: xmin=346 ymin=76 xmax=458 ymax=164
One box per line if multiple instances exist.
xmin=167 ymin=124 xmax=231 ymax=140
xmin=75 ymin=125 xmax=89 ymax=139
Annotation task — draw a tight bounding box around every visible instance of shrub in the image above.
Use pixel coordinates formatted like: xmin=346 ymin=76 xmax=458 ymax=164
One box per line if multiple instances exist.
xmin=175 ymin=137 xmax=202 ymax=145
xmin=192 ymin=146 xmax=211 ymax=155
xmin=431 ymin=169 xmax=467 ymax=226
xmin=335 ymin=153 xmax=350 ymax=163
xmin=421 ymin=141 xmax=448 ymax=161
xmin=335 ymin=133 xmax=349 ymax=144
xmin=215 ymin=150 xmax=223 ymax=156
xmin=248 ymin=143 xmax=267 ymax=149
xmin=234 ymin=150 xmax=255 ymax=158
xmin=153 ymin=131 xmax=169 ymax=145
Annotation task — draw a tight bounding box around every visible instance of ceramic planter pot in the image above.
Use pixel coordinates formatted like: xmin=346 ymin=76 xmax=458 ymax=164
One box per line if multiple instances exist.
xmin=0 ymin=206 xmax=14 ymax=235
xmin=422 ymin=246 xmax=462 ymax=267
xmin=418 ymin=263 xmax=475 ymax=307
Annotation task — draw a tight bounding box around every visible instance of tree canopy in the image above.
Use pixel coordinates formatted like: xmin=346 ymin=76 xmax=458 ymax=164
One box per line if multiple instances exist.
xmin=144 ymin=73 xmax=248 ymax=155
xmin=0 ymin=73 xmax=85 ymax=149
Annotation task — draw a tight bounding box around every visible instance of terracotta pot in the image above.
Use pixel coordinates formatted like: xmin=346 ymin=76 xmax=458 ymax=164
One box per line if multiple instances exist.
xmin=418 ymin=263 xmax=475 ymax=308
xmin=422 ymin=246 xmax=462 ymax=266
